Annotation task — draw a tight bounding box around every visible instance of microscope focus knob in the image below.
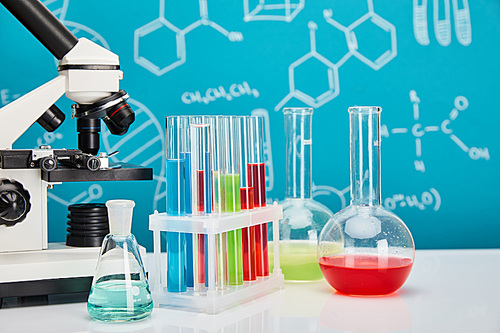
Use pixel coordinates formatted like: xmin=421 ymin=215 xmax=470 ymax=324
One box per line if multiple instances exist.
xmin=0 ymin=179 xmax=31 ymax=227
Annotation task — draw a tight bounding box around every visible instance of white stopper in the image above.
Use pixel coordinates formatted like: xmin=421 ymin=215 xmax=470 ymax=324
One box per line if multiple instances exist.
xmin=106 ymin=199 xmax=135 ymax=235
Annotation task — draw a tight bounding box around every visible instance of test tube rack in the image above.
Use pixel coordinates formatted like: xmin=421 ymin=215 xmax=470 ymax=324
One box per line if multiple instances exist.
xmin=149 ymin=203 xmax=284 ymax=314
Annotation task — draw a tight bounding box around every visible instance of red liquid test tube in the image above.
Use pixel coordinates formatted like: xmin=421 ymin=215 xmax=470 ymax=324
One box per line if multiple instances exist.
xmin=239 ymin=116 xmax=257 ymax=282
xmin=248 ymin=116 xmax=269 ymax=277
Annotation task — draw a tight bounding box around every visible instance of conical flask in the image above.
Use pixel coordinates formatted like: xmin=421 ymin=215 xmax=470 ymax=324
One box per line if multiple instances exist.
xmin=87 ymin=200 xmax=153 ymax=321
xmin=278 ymin=107 xmax=334 ymax=281
xmin=318 ymin=106 xmax=415 ymax=296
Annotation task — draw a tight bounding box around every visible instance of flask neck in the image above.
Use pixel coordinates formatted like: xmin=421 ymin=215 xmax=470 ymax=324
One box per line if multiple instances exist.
xmin=284 ymin=108 xmax=313 ymax=200
xmin=349 ymin=107 xmax=381 ymax=206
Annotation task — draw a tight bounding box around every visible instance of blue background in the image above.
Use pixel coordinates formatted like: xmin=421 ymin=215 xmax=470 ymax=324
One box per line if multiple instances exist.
xmin=0 ymin=0 xmax=498 ymax=250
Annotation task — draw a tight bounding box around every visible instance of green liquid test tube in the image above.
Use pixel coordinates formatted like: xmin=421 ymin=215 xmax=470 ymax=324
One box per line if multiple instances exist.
xmin=223 ymin=116 xmax=243 ymax=286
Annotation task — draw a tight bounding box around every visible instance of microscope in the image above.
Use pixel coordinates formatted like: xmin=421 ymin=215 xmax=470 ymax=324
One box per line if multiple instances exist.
xmin=0 ymin=0 xmax=152 ymax=304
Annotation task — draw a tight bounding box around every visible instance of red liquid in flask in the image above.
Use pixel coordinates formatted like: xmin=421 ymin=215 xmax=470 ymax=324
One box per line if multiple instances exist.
xmin=319 ymin=255 xmax=413 ymax=296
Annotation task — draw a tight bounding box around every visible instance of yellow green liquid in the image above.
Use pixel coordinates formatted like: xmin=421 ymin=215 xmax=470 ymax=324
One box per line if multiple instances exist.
xmin=224 ymin=173 xmax=243 ymax=285
xmin=269 ymin=241 xmax=343 ymax=282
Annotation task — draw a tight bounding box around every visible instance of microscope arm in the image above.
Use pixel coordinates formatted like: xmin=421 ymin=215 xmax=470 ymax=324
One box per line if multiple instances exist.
xmin=0 ymin=76 xmax=66 ymax=149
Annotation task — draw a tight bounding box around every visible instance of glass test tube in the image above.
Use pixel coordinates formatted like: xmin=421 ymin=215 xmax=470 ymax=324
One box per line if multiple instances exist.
xmin=249 ymin=116 xmax=269 ymax=277
xmin=223 ymin=116 xmax=243 ymax=285
xmin=239 ymin=116 xmax=257 ymax=281
xmin=209 ymin=116 xmax=229 ymax=289
xmin=165 ymin=116 xmax=187 ymax=292
xmin=190 ymin=118 xmax=211 ymax=288
xmin=180 ymin=116 xmax=195 ymax=288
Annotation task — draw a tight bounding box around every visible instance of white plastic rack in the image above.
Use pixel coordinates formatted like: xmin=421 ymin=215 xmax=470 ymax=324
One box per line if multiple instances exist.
xmin=149 ymin=203 xmax=284 ymax=314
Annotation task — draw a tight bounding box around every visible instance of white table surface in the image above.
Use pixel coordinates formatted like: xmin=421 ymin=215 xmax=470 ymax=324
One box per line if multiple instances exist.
xmin=0 ymin=249 xmax=499 ymax=333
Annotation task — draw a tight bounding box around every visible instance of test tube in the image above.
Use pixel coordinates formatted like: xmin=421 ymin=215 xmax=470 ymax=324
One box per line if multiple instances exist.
xmin=165 ymin=116 xmax=187 ymax=292
xmin=223 ymin=116 xmax=243 ymax=285
xmin=248 ymin=116 xmax=269 ymax=277
xmin=239 ymin=116 xmax=257 ymax=281
xmin=180 ymin=116 xmax=194 ymax=288
xmin=209 ymin=116 xmax=229 ymax=289
xmin=190 ymin=118 xmax=211 ymax=287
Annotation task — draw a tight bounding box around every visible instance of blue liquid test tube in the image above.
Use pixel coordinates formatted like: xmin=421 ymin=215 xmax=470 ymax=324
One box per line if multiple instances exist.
xmin=165 ymin=116 xmax=187 ymax=292
xmin=180 ymin=116 xmax=194 ymax=288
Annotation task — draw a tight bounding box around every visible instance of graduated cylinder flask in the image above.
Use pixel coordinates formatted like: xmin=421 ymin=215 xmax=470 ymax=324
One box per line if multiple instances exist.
xmin=318 ymin=106 xmax=415 ymax=296
xmin=87 ymin=200 xmax=153 ymax=321
xmin=278 ymin=107 xmax=334 ymax=281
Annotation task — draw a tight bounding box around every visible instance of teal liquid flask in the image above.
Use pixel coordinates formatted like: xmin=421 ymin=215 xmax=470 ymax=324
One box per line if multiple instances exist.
xmin=87 ymin=200 xmax=153 ymax=321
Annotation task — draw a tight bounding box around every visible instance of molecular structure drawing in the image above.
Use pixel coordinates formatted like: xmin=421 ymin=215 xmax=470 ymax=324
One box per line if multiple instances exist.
xmin=312 ymin=184 xmax=442 ymax=212
xmin=275 ymin=0 xmax=397 ymax=111
xmin=275 ymin=21 xmax=340 ymax=111
xmin=134 ymin=0 xmax=243 ymax=76
xmin=243 ymin=0 xmax=304 ymax=23
xmin=382 ymin=90 xmax=489 ymax=173
xmin=413 ymin=0 xmax=471 ymax=47
xmin=48 ymin=184 xmax=103 ymax=207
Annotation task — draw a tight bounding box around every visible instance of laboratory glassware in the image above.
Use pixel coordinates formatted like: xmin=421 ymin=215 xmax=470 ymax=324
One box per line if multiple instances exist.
xmin=87 ymin=200 xmax=153 ymax=321
xmin=248 ymin=116 xmax=269 ymax=277
xmin=278 ymin=107 xmax=334 ymax=282
xmin=190 ymin=118 xmax=211 ymax=287
xmin=165 ymin=116 xmax=188 ymax=292
xmin=180 ymin=115 xmax=195 ymax=288
xmin=223 ymin=116 xmax=243 ymax=285
xmin=238 ymin=116 xmax=257 ymax=281
xmin=209 ymin=115 xmax=229 ymax=289
xmin=318 ymin=106 xmax=415 ymax=296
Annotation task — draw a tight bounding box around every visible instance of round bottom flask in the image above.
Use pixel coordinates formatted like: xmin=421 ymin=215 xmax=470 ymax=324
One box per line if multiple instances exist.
xmin=87 ymin=200 xmax=153 ymax=321
xmin=318 ymin=107 xmax=414 ymax=296
xmin=319 ymin=206 xmax=414 ymax=296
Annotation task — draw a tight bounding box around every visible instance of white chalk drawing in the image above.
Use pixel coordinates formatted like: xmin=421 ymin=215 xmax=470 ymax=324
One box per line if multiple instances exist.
xmin=384 ymin=188 xmax=441 ymax=211
xmin=48 ymin=184 xmax=103 ymax=206
xmin=251 ymin=108 xmax=274 ymax=192
xmin=312 ymin=184 xmax=442 ymax=212
xmin=181 ymin=82 xmax=259 ymax=105
xmin=243 ymin=0 xmax=304 ymax=22
xmin=276 ymin=0 xmax=396 ymax=111
xmin=312 ymin=184 xmax=349 ymax=210
xmin=275 ymin=21 xmax=340 ymax=111
xmin=134 ymin=0 xmax=243 ymax=76
xmin=382 ymin=90 xmax=489 ymax=173
xmin=36 ymin=132 xmax=63 ymax=148
xmin=43 ymin=0 xmax=69 ymax=21
xmin=413 ymin=0 xmax=471 ymax=46
xmin=102 ymin=99 xmax=166 ymax=211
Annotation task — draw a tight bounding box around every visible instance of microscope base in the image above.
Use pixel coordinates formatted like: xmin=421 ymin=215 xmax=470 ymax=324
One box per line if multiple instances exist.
xmin=0 ymin=243 xmax=147 ymax=300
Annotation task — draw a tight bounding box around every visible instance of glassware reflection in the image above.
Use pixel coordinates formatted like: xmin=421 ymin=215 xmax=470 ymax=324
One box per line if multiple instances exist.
xmin=318 ymin=293 xmax=413 ymax=333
